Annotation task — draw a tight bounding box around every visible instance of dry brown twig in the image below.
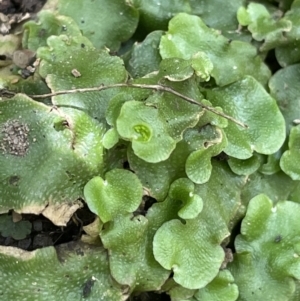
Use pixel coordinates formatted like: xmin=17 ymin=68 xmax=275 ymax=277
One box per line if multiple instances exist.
xmin=1 ymin=83 xmax=248 ymax=128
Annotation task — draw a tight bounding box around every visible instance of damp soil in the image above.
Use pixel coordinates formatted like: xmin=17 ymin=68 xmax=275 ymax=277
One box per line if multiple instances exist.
xmin=0 ymin=196 xmax=157 ymax=252
xmin=0 ymin=203 xmax=95 ymax=251
xmin=0 ymin=0 xmax=46 ymax=15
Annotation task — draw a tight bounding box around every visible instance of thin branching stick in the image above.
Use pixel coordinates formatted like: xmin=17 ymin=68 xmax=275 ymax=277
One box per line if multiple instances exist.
xmin=1 ymin=83 xmax=248 ymax=128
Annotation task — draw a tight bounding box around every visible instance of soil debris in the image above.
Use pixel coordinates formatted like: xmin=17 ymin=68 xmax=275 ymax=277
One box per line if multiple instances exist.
xmin=0 ymin=0 xmax=46 ymax=34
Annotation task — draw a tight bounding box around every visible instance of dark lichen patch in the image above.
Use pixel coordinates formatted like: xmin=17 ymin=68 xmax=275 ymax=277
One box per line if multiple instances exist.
xmin=274 ymin=235 xmax=282 ymax=243
xmin=8 ymin=175 xmax=20 ymax=186
xmin=82 ymin=276 xmax=96 ymax=298
xmin=0 ymin=119 xmax=30 ymax=156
